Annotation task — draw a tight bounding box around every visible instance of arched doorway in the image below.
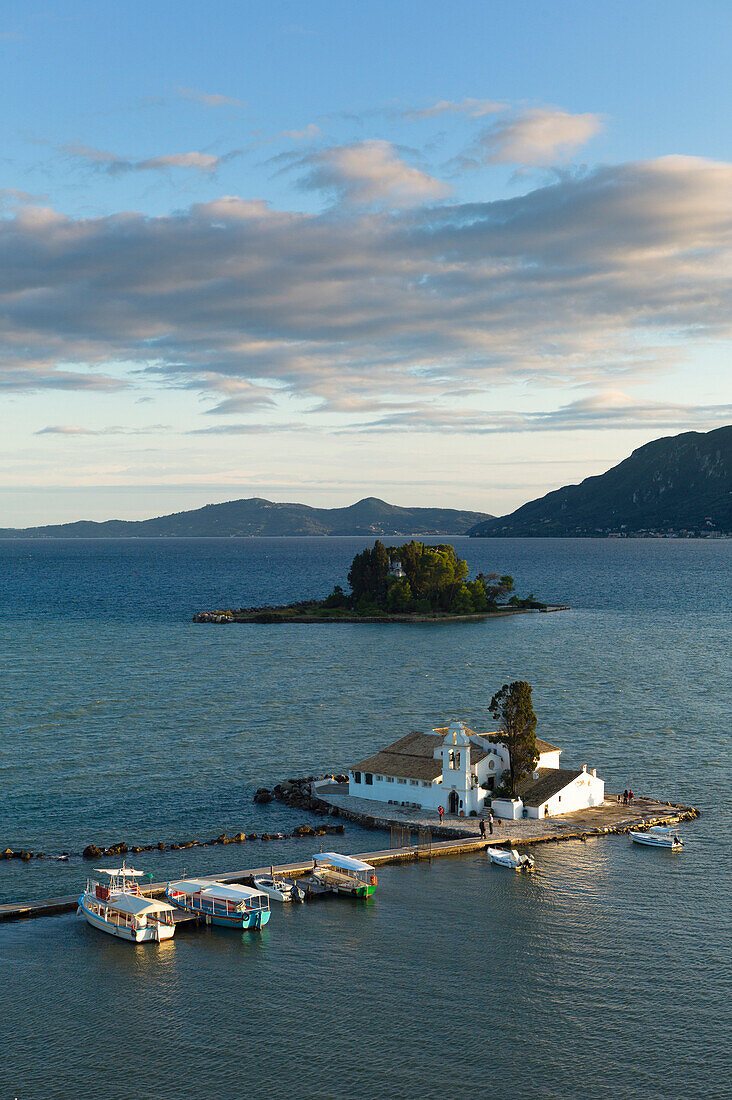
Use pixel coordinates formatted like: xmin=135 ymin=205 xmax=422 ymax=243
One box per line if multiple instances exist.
xmin=448 ymin=790 xmax=460 ymax=815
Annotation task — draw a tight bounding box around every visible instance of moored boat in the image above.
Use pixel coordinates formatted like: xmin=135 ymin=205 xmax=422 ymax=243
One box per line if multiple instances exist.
xmin=166 ymin=878 xmax=271 ymax=928
xmin=630 ymin=826 xmax=683 ymax=849
xmin=78 ymin=863 xmax=177 ymax=942
xmin=253 ymin=868 xmax=304 ymax=903
xmin=311 ymin=852 xmax=378 ymax=897
xmin=487 ymin=847 xmax=535 ymax=871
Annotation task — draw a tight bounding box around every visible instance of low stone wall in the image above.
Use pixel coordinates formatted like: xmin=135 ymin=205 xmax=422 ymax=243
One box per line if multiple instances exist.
xmin=301 ymin=779 xmax=700 ymax=846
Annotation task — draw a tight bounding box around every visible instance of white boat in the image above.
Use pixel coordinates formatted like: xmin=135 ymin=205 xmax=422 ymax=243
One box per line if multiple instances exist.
xmin=487 ymin=847 xmax=535 ymax=871
xmin=252 ymin=868 xmax=304 ymax=903
xmin=630 ymin=826 xmax=683 ymax=849
xmin=78 ymin=862 xmax=177 ymax=942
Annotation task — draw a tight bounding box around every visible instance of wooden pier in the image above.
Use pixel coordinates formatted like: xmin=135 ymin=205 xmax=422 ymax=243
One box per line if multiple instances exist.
xmin=0 ymin=834 xmax=488 ymax=924
xmin=0 ymin=802 xmax=697 ymax=925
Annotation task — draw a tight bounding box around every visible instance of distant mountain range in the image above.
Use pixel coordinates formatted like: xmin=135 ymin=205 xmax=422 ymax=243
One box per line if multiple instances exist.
xmin=0 ymin=497 xmax=493 ymax=539
xmin=469 ymin=426 xmax=731 ymax=537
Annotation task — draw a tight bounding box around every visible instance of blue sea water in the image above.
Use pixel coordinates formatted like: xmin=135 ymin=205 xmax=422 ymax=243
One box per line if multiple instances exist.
xmin=1 ymin=537 xmax=730 ymax=1099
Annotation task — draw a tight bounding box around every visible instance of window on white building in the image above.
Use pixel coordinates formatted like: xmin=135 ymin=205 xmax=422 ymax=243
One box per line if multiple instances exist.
xmin=410 ymin=779 xmax=419 ymax=786
xmin=365 ymin=773 xmax=373 ymax=785
xmin=353 ymin=771 xmax=361 ymax=784
xmin=397 ymin=778 xmax=406 ymax=784
xmin=385 ymin=776 xmax=394 ymax=783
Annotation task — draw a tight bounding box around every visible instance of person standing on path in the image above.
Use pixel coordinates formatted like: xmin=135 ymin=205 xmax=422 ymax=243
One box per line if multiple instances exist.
xmin=438 ymin=805 xmax=444 ymax=825
xmin=487 ymin=810 xmax=494 ymax=835
xmin=479 ymin=818 xmax=486 ymax=838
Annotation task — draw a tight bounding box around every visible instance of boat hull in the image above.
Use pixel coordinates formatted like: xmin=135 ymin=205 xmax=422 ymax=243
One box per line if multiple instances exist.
xmin=630 ymin=832 xmax=682 ymax=849
xmin=312 ymin=871 xmax=375 ymax=897
xmin=78 ymin=896 xmax=174 ymax=942
xmin=253 ymin=878 xmax=293 ymax=903
xmin=487 ymin=848 xmax=534 ymax=870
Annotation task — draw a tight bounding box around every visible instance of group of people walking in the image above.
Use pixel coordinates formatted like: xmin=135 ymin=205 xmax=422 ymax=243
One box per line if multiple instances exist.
xmin=620 ymin=789 xmax=635 ymax=805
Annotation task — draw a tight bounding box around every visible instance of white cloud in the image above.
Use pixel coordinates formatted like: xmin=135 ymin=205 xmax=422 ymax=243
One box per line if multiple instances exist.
xmin=0 ymin=187 xmax=47 ymax=207
xmin=401 ymin=98 xmax=502 ymax=120
xmin=471 ymin=108 xmax=602 ymax=166
xmin=177 ymin=86 xmax=245 ymax=108
xmin=296 ymin=139 xmax=451 ymax=207
xmin=62 ymin=143 xmax=226 ymax=174
xmin=0 ymin=156 xmax=730 ymax=418
xmin=36 ymin=424 xmax=169 ymax=436
xmin=344 ymin=393 xmax=732 ymax=434
xmin=188 ymin=422 xmax=306 ymax=435
xmin=282 ymin=123 xmax=322 ymax=141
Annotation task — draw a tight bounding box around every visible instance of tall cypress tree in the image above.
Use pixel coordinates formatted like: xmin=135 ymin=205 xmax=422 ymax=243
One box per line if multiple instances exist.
xmin=489 ymin=681 xmax=539 ymax=795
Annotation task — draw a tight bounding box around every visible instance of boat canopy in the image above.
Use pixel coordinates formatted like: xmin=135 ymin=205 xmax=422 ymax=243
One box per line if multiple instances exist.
xmin=108 ymin=894 xmax=176 ymax=916
xmin=200 ymin=883 xmax=267 ymax=903
xmin=648 ymin=826 xmax=674 ymax=835
xmin=95 ymin=866 xmax=145 ymax=876
xmin=168 ymin=878 xmax=218 ymax=894
xmin=168 ymin=879 xmax=267 ymax=903
xmin=313 ymin=852 xmax=375 ymax=873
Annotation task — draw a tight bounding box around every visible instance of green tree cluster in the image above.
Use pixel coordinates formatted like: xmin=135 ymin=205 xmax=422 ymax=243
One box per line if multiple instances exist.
xmin=322 ymin=541 xmax=526 ymax=616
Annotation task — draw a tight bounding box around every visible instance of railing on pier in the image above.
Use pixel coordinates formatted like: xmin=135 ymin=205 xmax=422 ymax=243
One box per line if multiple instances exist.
xmin=389 ymin=824 xmax=432 ymax=860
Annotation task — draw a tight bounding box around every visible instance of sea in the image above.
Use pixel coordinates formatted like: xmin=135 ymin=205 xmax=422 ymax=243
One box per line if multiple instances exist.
xmin=1 ymin=536 xmax=730 ymax=1099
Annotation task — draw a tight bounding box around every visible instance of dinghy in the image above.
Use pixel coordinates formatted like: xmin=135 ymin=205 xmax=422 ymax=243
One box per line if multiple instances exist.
xmin=630 ymin=826 xmax=683 ymax=850
xmin=487 ymin=847 xmax=535 ymax=871
xmin=253 ymin=868 xmax=305 ymax=903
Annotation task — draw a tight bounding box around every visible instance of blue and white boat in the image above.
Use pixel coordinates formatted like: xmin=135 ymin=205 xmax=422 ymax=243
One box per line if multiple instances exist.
xmin=166 ymin=878 xmax=271 ymax=929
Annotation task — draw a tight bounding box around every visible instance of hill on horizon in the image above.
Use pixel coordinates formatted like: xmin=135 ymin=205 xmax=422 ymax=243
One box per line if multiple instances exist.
xmin=0 ymin=496 xmax=493 ymax=539
xmin=468 ymin=426 xmax=731 ymax=538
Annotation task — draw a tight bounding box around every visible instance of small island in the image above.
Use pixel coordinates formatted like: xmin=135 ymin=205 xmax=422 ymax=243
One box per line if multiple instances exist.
xmin=194 ymin=541 xmax=562 ymax=623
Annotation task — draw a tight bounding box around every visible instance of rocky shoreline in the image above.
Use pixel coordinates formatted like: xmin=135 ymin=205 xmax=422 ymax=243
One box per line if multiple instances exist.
xmin=1 ymin=773 xmax=700 ymax=865
xmin=0 ymin=774 xmax=348 ymax=864
xmin=193 ymin=605 xmax=568 ymax=625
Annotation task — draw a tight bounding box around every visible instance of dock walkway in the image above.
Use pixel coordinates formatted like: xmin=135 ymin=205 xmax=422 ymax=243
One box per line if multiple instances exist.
xmin=0 ymin=798 xmax=697 ymax=925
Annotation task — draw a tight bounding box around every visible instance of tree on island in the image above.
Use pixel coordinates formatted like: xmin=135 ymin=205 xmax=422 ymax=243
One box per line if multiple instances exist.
xmin=347 ymin=541 xmax=390 ymax=607
xmin=394 ymin=541 xmax=468 ymax=611
xmin=323 ymin=541 xmax=537 ymax=616
xmin=489 ymin=681 xmax=539 ymax=795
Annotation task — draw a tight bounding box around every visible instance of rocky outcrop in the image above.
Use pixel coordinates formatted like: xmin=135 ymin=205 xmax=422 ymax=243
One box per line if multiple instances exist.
xmin=253 ymin=788 xmax=273 ymax=804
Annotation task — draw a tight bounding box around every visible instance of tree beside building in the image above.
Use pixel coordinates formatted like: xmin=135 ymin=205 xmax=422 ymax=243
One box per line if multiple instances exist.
xmin=489 ymin=680 xmax=539 ymax=794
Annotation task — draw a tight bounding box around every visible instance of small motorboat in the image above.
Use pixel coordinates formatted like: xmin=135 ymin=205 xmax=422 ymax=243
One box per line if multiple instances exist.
xmin=166 ymin=878 xmax=271 ymax=929
xmin=311 ymin=852 xmax=378 ymax=897
xmin=78 ymin=862 xmax=177 ymax=943
xmin=487 ymin=847 xmax=535 ymax=871
xmin=253 ymin=868 xmax=305 ymax=903
xmin=630 ymin=826 xmax=683 ymax=850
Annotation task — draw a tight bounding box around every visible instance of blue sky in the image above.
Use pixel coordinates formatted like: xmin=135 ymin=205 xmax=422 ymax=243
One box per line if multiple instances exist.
xmin=2 ymin=0 xmax=731 ymax=524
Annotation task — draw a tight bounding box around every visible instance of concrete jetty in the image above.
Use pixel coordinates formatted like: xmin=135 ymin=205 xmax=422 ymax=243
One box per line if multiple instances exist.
xmin=0 ymin=797 xmax=697 ymax=924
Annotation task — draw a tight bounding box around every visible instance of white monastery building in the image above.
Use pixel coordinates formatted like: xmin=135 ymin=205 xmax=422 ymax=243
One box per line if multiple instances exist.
xmin=348 ymin=721 xmax=604 ymax=820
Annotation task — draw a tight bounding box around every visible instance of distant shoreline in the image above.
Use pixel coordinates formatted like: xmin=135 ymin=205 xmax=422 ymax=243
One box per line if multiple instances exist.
xmin=0 ymin=532 xmax=727 ymax=541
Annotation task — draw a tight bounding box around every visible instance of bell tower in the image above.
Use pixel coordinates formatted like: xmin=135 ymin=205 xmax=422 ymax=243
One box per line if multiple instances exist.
xmin=439 ymin=721 xmax=472 ymax=815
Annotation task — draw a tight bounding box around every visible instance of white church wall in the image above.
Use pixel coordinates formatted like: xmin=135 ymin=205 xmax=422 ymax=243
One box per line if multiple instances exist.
xmin=537 ymin=749 xmax=561 ymax=770
xmin=527 ymin=769 xmax=605 ymax=818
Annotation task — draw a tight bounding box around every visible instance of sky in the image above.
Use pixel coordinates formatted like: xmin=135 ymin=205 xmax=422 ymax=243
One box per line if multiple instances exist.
xmin=1 ymin=0 xmax=731 ymax=526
